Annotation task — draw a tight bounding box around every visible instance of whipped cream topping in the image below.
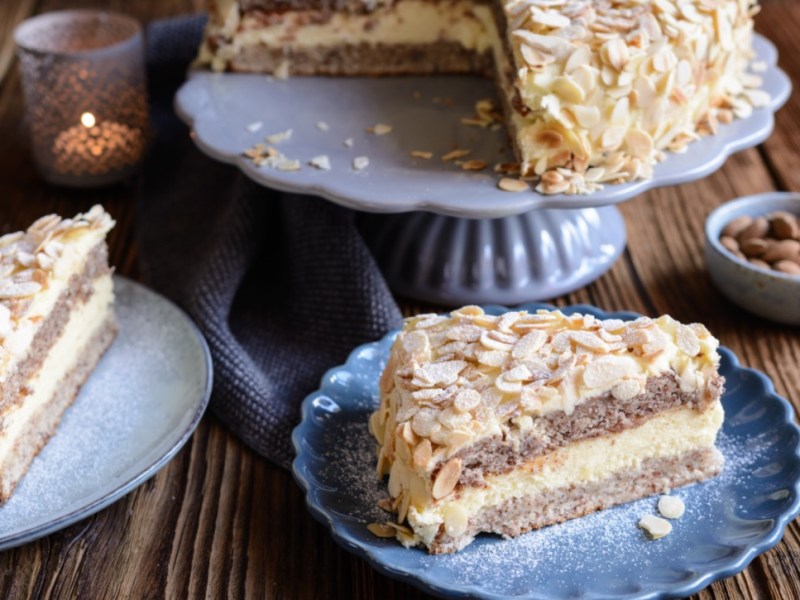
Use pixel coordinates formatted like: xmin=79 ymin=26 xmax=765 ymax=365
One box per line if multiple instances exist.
xmin=0 ymin=206 xmax=114 ymax=380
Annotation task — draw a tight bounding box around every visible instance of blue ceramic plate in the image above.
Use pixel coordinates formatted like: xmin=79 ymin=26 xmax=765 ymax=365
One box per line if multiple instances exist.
xmin=292 ymin=304 xmax=800 ymax=599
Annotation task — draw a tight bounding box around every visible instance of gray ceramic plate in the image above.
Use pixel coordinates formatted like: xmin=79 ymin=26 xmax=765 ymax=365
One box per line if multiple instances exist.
xmin=175 ymin=34 xmax=790 ymax=219
xmin=0 ymin=276 xmax=212 ymax=550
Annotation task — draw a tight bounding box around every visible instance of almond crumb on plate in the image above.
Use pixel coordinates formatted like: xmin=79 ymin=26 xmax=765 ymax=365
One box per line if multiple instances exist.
xmin=353 ymin=156 xmax=369 ymax=170
xmin=276 ymin=159 xmax=301 ymax=171
xmin=316 ymin=121 xmax=330 ymax=131
xmin=369 ymin=123 xmax=393 ymax=135
xmin=461 ymin=160 xmax=487 ymax=171
xmin=367 ymin=523 xmax=396 ymax=538
xmin=657 ymin=495 xmax=685 ymax=519
xmin=265 ymin=129 xmax=292 ymax=144
xmin=498 ymin=177 xmax=529 ymax=192
xmin=245 ymin=121 xmax=263 ymax=133
xmin=410 ymin=151 xmax=433 ymax=159
xmin=343 ymin=138 xmax=354 ymax=148
xmin=309 ymin=155 xmax=331 ymax=170
xmin=442 ymin=149 xmax=470 ymax=161
xmin=639 ymin=514 xmax=672 ymax=539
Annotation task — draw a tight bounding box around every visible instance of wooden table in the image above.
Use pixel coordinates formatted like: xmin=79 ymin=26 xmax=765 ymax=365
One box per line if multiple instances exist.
xmin=0 ymin=0 xmax=799 ymax=598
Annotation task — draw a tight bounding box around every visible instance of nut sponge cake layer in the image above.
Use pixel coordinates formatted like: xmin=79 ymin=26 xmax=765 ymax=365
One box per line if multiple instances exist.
xmin=369 ymin=306 xmax=725 ymax=553
xmin=199 ymin=0 xmax=767 ymax=194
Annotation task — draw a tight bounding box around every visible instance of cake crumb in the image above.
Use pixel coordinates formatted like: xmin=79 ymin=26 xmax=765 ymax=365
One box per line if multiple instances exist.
xmin=245 ymin=121 xmax=263 ymax=133
xmin=442 ymin=149 xmax=471 ymax=161
xmin=309 ymin=155 xmax=331 ymax=170
xmin=265 ymin=128 xmax=292 ymax=144
xmin=343 ymin=138 xmax=354 ymax=148
xmin=657 ymin=495 xmax=685 ymax=519
xmin=369 ymin=123 xmax=393 ymax=135
xmin=638 ymin=515 xmax=672 ymax=539
xmin=316 ymin=121 xmax=330 ymax=131
xmin=410 ymin=151 xmax=433 ymax=159
xmin=353 ymin=156 xmax=369 ymax=170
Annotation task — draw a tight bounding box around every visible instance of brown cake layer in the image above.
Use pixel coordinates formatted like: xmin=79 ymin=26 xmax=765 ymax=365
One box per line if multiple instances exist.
xmin=0 ymin=315 xmax=117 ymax=501
xmin=446 ymin=372 xmax=724 ymax=488
xmin=226 ymin=41 xmax=494 ymax=76
xmin=427 ymin=445 xmax=723 ymax=554
xmin=0 ymin=243 xmax=111 ymax=417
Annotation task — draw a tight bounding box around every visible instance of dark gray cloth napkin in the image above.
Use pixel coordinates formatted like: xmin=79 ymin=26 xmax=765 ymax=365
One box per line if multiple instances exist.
xmin=137 ymin=15 xmax=403 ymax=469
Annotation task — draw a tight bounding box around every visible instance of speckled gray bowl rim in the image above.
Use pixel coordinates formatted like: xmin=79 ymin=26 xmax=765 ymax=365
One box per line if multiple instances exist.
xmin=706 ymin=191 xmax=800 ymax=282
xmin=0 ymin=276 xmax=213 ymax=551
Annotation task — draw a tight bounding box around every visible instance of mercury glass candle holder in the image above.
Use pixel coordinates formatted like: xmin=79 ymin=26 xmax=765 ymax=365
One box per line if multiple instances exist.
xmin=14 ymin=10 xmax=149 ymax=187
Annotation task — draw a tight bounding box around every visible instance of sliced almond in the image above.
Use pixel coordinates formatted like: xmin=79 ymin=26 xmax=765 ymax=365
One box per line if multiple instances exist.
xmin=367 ymin=523 xmax=397 ymax=538
xmin=432 ymin=458 xmax=462 ymax=499
xmin=498 ymin=178 xmax=530 ymax=192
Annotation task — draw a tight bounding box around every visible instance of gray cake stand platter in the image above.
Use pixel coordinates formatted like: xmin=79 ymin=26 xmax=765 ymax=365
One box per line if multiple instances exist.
xmin=175 ymin=34 xmax=789 ymax=305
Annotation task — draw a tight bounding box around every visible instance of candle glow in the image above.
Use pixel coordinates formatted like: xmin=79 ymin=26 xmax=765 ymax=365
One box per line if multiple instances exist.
xmin=80 ymin=112 xmax=96 ymax=128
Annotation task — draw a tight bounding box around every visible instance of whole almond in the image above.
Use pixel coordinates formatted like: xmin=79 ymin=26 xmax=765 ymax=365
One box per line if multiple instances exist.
xmin=748 ymin=258 xmax=770 ymax=270
xmin=737 ymin=217 xmax=769 ymax=242
xmin=774 ymin=260 xmax=800 ymax=275
xmin=740 ymin=238 xmax=768 ymax=257
xmin=771 ymin=214 xmax=800 ymax=240
xmin=762 ymin=239 xmax=800 ymax=263
xmin=722 ymin=215 xmax=753 ymax=238
xmin=720 ymin=236 xmax=740 ymax=254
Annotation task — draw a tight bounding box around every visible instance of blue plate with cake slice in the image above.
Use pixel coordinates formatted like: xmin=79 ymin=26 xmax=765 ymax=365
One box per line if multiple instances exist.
xmin=292 ymin=303 xmax=800 ymax=599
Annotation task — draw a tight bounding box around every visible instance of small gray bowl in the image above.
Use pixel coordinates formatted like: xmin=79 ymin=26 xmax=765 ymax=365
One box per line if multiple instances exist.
xmin=705 ymin=192 xmax=800 ymax=325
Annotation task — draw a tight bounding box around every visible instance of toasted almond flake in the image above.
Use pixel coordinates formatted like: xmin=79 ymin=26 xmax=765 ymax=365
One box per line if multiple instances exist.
xmin=276 ymin=159 xmax=301 ymax=171
xmin=432 ymin=458 xmax=462 ymax=499
xmin=498 ymin=178 xmax=530 ymax=192
xmin=369 ymin=123 xmax=393 ymax=135
xmin=676 ymin=324 xmax=701 ymax=356
xmin=658 ymin=495 xmax=686 ymax=519
xmin=477 ymin=350 xmax=508 ymax=367
xmin=309 ymin=155 xmax=331 ymax=170
xmin=639 ymin=514 xmax=672 ymax=539
xmin=265 ymin=128 xmax=292 ymax=144
xmin=410 ymin=150 xmax=433 ymax=159
xmin=353 ymin=156 xmax=370 ymax=170
xmin=461 ymin=160 xmax=487 ymax=171
xmin=583 ymin=356 xmax=637 ymax=388
xmin=453 ymin=389 xmax=482 ymax=412
xmin=442 ymin=149 xmax=471 ymax=161
xmin=413 ymin=438 xmax=432 ymax=468
xmin=316 ymin=121 xmax=330 ymax=131
xmin=367 ymin=523 xmax=397 ymax=538
xmin=411 ymin=409 xmax=441 ymax=437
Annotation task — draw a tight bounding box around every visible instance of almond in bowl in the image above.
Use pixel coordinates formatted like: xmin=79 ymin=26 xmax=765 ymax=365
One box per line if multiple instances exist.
xmin=705 ymin=193 xmax=800 ymax=325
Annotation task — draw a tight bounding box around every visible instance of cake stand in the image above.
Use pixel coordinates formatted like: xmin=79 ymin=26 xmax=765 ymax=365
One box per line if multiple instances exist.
xmin=175 ymin=34 xmax=790 ymax=304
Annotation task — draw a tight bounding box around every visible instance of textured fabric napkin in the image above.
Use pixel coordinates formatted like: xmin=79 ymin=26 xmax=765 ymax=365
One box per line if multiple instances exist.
xmin=137 ymin=15 xmax=403 ymax=469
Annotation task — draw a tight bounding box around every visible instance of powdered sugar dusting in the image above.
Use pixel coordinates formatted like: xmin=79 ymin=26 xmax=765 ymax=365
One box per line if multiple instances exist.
xmin=0 ymin=278 xmax=209 ymax=541
xmin=310 ymin=383 xmax=796 ymax=596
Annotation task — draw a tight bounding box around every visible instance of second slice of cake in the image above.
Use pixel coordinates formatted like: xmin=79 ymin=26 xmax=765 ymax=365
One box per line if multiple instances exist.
xmin=370 ymin=306 xmax=724 ymax=553
xmin=0 ymin=205 xmax=117 ymax=501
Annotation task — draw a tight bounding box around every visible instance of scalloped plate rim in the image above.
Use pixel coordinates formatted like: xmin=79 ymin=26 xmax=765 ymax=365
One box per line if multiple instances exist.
xmin=291 ymin=303 xmax=800 ymax=600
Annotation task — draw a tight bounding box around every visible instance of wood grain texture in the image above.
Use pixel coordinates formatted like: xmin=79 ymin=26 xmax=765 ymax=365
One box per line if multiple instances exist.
xmin=0 ymin=0 xmax=797 ymax=598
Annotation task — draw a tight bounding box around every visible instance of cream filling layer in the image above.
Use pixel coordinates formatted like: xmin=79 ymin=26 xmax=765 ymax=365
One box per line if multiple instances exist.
xmin=206 ymin=0 xmax=499 ymax=69
xmin=0 ymin=275 xmax=113 ymax=458
xmin=0 ymin=231 xmax=107 ymax=381
xmin=403 ymin=402 xmax=724 ymax=547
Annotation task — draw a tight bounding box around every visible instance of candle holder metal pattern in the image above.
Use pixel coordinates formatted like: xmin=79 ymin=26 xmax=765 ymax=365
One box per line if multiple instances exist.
xmin=15 ymin=10 xmax=148 ymax=187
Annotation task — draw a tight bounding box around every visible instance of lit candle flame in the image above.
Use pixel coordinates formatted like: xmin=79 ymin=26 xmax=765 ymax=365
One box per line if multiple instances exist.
xmin=80 ymin=112 xmax=96 ymax=128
